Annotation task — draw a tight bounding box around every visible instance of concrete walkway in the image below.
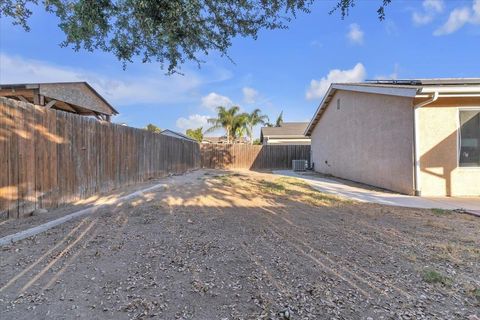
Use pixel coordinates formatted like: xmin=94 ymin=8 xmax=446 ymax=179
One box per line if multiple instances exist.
xmin=273 ymin=170 xmax=480 ymax=216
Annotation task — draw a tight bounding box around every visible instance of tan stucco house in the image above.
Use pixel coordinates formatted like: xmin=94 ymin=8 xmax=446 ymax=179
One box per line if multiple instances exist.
xmin=261 ymin=122 xmax=311 ymax=145
xmin=305 ymin=79 xmax=480 ymax=197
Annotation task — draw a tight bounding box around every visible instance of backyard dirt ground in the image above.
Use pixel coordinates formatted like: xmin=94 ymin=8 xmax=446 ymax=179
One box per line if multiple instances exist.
xmin=0 ymin=169 xmax=479 ymax=319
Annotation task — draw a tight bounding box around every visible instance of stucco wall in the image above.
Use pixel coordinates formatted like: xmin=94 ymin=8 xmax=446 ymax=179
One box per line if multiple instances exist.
xmin=310 ymin=90 xmax=415 ymax=194
xmin=418 ymin=102 xmax=480 ymax=196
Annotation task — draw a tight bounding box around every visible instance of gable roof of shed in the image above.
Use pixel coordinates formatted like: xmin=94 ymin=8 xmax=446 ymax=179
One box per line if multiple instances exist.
xmin=0 ymin=82 xmax=118 ymax=116
xmin=261 ymin=122 xmax=309 ymax=140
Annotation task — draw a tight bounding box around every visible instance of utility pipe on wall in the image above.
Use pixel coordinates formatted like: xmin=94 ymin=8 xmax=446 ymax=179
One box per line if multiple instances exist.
xmin=412 ymin=91 xmax=439 ymax=196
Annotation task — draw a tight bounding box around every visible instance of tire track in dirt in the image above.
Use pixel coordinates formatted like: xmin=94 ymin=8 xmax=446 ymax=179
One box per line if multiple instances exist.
xmin=0 ymin=205 xmax=129 ymax=297
xmin=239 ymin=242 xmax=294 ymax=298
xmin=257 ymin=206 xmax=375 ymax=299
xmin=0 ymin=217 xmax=91 ymax=294
xmin=208 ymin=201 xmax=298 ymax=318
xmin=202 ymin=176 xmax=387 ymax=301
xmin=280 ymin=201 xmax=480 ymax=285
xmin=257 ymin=205 xmax=412 ymax=301
xmin=19 ymin=218 xmax=98 ymax=294
xmin=35 ymin=205 xmax=132 ymax=293
xmin=193 ymin=184 xmax=299 ymax=306
xmin=275 ymin=201 xmax=405 ymax=255
xmin=273 ymin=201 xmax=426 ymax=271
xmin=42 ymin=227 xmax=100 ymax=291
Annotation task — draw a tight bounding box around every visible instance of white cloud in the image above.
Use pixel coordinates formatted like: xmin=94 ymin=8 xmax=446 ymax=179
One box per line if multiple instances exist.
xmin=413 ymin=12 xmax=435 ymax=25
xmin=425 ymin=0 xmax=444 ymax=12
xmin=305 ymin=63 xmax=366 ymax=100
xmin=412 ymin=0 xmax=444 ymax=26
xmin=242 ymin=87 xmax=259 ymax=104
xmin=176 ymin=114 xmax=209 ymax=130
xmin=434 ymin=0 xmax=480 ymax=35
xmin=347 ymin=23 xmax=364 ymax=45
xmin=200 ymin=92 xmax=233 ymax=111
xmin=0 ymin=53 xmax=233 ymax=106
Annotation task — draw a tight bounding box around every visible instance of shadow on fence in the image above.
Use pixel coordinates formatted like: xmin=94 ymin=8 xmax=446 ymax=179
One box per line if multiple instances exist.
xmin=0 ymin=97 xmax=201 ymax=219
xmin=200 ymin=144 xmax=310 ymax=171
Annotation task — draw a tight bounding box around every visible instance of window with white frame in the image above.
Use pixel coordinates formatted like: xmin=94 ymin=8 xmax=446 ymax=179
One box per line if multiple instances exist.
xmin=459 ymin=110 xmax=480 ymax=167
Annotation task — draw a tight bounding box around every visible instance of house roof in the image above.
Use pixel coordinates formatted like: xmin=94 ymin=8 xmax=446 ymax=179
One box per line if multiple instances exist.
xmin=202 ymin=136 xmax=227 ymax=143
xmin=305 ymin=78 xmax=480 ymax=136
xmin=0 ymin=82 xmax=118 ymax=116
xmin=160 ymin=129 xmax=197 ymax=143
xmin=261 ymin=122 xmax=310 ymax=141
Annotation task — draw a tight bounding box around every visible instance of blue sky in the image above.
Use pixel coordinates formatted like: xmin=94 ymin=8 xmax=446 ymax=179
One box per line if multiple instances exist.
xmin=1 ymin=0 xmax=480 ymax=138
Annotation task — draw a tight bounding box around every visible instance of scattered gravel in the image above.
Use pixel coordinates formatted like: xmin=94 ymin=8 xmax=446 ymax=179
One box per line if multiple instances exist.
xmin=0 ymin=169 xmax=479 ymax=319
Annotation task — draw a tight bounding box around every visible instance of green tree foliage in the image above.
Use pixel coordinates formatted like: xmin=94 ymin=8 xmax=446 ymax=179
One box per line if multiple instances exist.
xmin=233 ymin=113 xmax=250 ymax=143
xmin=275 ymin=111 xmax=284 ymax=127
xmin=246 ymin=109 xmax=269 ymax=144
xmin=145 ymin=123 xmax=161 ymax=133
xmin=186 ymin=127 xmax=203 ymax=142
xmin=0 ymin=0 xmax=391 ymax=73
xmin=252 ymin=138 xmax=262 ymax=145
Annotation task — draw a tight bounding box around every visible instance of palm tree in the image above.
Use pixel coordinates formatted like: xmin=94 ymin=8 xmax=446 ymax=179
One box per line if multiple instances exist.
xmin=206 ymin=106 xmax=241 ymax=143
xmin=246 ymin=109 xmax=269 ymax=144
xmin=275 ymin=111 xmax=284 ymax=127
xmin=233 ymin=112 xmax=250 ymax=143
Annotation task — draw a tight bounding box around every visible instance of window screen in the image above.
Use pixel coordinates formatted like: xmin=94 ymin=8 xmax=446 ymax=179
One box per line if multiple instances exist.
xmin=459 ymin=110 xmax=480 ymax=167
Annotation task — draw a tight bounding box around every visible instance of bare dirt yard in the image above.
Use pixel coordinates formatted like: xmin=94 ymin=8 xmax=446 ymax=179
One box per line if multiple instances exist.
xmin=0 ymin=169 xmax=479 ymax=319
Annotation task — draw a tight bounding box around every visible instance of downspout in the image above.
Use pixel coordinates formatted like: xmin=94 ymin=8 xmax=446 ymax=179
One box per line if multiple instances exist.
xmin=413 ymin=91 xmax=439 ymax=196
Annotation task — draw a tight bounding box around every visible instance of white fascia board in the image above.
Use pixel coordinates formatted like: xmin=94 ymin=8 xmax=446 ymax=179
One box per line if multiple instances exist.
xmin=304 ymin=86 xmax=336 ymax=136
xmin=416 ymin=93 xmax=480 ymax=98
xmin=332 ymin=84 xmax=418 ymax=97
xmin=419 ymin=86 xmax=480 ymax=94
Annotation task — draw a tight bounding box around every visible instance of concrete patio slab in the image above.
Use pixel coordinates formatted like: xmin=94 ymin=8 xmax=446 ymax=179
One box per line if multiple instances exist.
xmin=273 ymin=170 xmax=480 ymax=216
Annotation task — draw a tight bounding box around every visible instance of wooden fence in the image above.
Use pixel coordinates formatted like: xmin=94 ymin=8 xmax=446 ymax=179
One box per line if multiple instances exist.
xmin=0 ymin=97 xmax=201 ymax=219
xmin=200 ymin=144 xmax=310 ymax=170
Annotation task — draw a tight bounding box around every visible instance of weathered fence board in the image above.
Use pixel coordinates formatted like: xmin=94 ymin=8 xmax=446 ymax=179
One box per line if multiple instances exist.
xmin=0 ymin=97 xmax=201 ymax=219
xmin=200 ymin=144 xmax=310 ymax=170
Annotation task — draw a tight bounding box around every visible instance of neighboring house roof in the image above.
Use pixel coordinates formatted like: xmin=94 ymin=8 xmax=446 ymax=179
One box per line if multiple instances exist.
xmin=202 ymin=136 xmax=228 ymax=144
xmin=305 ymin=78 xmax=480 ymax=136
xmin=260 ymin=122 xmax=310 ymax=142
xmin=161 ymin=129 xmax=197 ymax=143
xmin=0 ymin=82 xmax=118 ymax=117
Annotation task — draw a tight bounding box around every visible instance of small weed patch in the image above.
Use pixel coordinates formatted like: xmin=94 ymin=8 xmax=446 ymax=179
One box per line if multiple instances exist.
xmin=259 ymin=177 xmax=349 ymax=206
xmin=213 ymin=174 xmax=234 ymax=185
xmin=422 ymin=268 xmax=452 ymax=286
xmin=473 ymin=288 xmax=480 ymax=301
xmin=259 ymin=180 xmax=287 ymax=194
xmin=431 ymin=208 xmax=452 ymax=216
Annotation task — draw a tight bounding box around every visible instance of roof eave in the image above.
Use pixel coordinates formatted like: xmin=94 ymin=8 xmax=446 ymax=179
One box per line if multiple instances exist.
xmin=418 ymin=85 xmax=480 ymax=94
xmin=331 ymin=83 xmax=418 ymax=98
xmin=305 ymin=85 xmax=337 ymax=136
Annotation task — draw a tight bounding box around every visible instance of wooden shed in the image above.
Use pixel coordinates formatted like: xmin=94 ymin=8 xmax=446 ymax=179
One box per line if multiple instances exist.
xmin=0 ymin=82 xmax=118 ymax=121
